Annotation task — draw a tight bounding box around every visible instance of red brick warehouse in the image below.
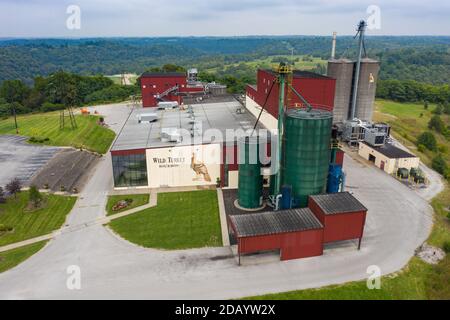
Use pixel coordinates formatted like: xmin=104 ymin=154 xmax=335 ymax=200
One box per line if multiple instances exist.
xmin=140 ymin=72 xmax=204 ymax=107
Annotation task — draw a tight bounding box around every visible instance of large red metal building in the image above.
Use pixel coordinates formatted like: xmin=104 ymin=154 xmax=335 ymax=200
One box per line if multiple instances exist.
xmin=140 ymin=72 xmax=204 ymax=108
xmin=246 ymin=69 xmax=336 ymax=119
xmin=228 ymin=192 xmax=368 ymax=263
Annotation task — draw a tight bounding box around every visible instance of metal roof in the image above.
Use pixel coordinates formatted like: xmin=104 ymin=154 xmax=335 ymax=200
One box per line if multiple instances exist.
xmin=310 ymin=192 xmax=367 ymax=215
xmin=230 ymin=208 xmax=323 ymax=238
xmin=362 ymin=142 xmax=417 ymax=159
xmin=263 ymin=69 xmax=333 ymax=80
xmin=140 ymin=72 xmax=186 ymax=78
xmin=111 ymin=100 xmax=267 ymax=151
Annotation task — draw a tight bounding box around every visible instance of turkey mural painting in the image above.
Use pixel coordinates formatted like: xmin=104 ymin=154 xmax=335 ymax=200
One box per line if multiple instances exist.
xmin=146 ymin=144 xmax=221 ymax=188
xmin=191 ymin=153 xmax=212 ymax=182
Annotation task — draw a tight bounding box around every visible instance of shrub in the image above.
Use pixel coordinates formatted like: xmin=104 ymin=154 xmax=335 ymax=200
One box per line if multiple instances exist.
xmin=417 ymin=131 xmax=437 ymax=151
xmin=428 ymin=115 xmax=446 ymax=134
xmin=40 ymin=102 xmax=65 ymax=113
xmin=0 ymin=224 xmax=13 ymax=233
xmin=417 ymin=144 xmax=426 ymax=153
xmin=0 ymin=186 xmax=5 ymax=204
xmin=432 ymin=155 xmax=448 ymax=175
xmin=433 ymin=104 xmax=443 ymax=115
xmin=29 ymin=185 xmax=43 ymax=208
xmin=443 ymin=241 xmax=450 ymax=254
xmin=29 ymin=136 xmax=50 ymax=144
xmin=5 ymin=178 xmax=21 ymax=199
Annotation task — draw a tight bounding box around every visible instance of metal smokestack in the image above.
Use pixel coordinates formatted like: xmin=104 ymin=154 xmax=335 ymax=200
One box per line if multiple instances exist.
xmin=350 ymin=20 xmax=367 ymax=120
xmin=331 ymin=32 xmax=337 ymax=59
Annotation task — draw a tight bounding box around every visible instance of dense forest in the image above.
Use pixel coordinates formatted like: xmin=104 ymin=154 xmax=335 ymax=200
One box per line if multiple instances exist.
xmin=0 ymin=71 xmax=138 ymax=118
xmin=0 ymin=36 xmax=449 ymax=115
xmin=1 ymin=36 xmax=449 ymax=85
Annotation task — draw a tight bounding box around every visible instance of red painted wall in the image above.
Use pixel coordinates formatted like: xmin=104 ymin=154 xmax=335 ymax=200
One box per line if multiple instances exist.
xmin=111 ymin=149 xmax=146 ymax=156
xmin=229 ymin=218 xmax=324 ymax=261
xmin=140 ymin=75 xmax=204 ymax=107
xmin=335 ymin=149 xmax=345 ymax=166
xmin=246 ymin=69 xmax=336 ymax=119
xmin=308 ymin=198 xmax=367 ymax=243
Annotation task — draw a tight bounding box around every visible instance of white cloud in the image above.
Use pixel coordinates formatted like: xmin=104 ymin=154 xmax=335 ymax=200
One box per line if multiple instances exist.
xmin=0 ymin=0 xmax=449 ymax=37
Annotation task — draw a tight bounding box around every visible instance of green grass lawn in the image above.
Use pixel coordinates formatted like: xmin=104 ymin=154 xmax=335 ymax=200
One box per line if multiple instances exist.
xmin=109 ymin=190 xmax=222 ymax=250
xmin=0 ymin=112 xmax=116 ymax=154
xmin=0 ymin=241 xmax=47 ymax=274
xmin=246 ymin=99 xmax=450 ymax=300
xmin=374 ymin=99 xmax=450 ymax=167
xmin=246 ymin=256 xmax=449 ymax=300
xmin=0 ymin=191 xmax=76 ymax=246
xmin=106 ymin=194 xmax=150 ymax=216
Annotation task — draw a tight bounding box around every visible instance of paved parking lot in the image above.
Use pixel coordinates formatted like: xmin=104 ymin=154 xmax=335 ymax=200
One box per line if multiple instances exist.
xmin=0 ymin=135 xmax=61 ymax=187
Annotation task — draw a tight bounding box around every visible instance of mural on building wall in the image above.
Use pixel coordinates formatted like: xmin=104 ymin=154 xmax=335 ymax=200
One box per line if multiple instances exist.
xmin=146 ymin=144 xmax=220 ymax=187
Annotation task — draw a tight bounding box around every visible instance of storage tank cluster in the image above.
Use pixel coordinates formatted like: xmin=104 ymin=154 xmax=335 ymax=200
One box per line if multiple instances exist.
xmin=327 ymin=23 xmax=380 ymax=124
xmin=237 ymin=107 xmax=343 ymax=210
xmin=327 ymin=58 xmax=380 ymax=123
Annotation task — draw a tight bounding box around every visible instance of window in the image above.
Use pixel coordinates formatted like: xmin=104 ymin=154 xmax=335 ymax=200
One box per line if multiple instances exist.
xmin=112 ymin=153 xmax=148 ymax=187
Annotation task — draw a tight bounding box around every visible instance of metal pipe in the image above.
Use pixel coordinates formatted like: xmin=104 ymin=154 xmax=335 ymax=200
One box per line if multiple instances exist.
xmin=288 ymin=83 xmax=312 ymax=111
xmin=273 ymin=72 xmax=286 ymax=199
xmin=331 ymin=32 xmax=337 ymax=59
xmin=350 ymin=20 xmax=366 ymax=120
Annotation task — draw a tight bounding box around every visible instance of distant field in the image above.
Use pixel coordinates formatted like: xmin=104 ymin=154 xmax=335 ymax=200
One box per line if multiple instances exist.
xmin=109 ymin=190 xmax=222 ymax=250
xmin=105 ymin=74 xmax=139 ymax=86
xmin=0 ymin=241 xmax=47 ymax=274
xmin=204 ymin=54 xmax=326 ymax=73
xmin=374 ymin=99 xmax=450 ymax=168
xmin=0 ymin=192 xmax=76 ymax=247
xmin=0 ymin=112 xmax=116 ymax=154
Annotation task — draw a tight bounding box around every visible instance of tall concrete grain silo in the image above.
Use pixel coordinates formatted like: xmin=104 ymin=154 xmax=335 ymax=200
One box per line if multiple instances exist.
xmin=354 ymin=58 xmax=380 ymax=122
xmin=327 ymin=59 xmax=354 ymax=124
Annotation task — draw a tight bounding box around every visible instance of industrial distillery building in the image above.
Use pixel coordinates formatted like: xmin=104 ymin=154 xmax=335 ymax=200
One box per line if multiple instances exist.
xmin=140 ymin=71 xmax=205 ymax=108
xmin=245 ymin=69 xmax=336 ymax=130
xmin=139 ymin=69 xmax=227 ymax=108
xmin=110 ymin=100 xmax=267 ymax=189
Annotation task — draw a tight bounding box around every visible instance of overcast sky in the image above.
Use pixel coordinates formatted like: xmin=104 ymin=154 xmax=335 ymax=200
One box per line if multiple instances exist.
xmin=1 ymin=0 xmax=449 ymax=38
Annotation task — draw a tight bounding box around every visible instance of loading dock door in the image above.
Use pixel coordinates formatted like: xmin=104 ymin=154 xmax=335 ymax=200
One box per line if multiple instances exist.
xmin=368 ymin=154 xmax=376 ymax=163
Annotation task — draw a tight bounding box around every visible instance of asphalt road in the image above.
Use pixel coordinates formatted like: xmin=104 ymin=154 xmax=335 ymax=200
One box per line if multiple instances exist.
xmin=0 ymin=103 xmax=438 ymax=299
xmin=0 ymin=135 xmax=61 ymax=187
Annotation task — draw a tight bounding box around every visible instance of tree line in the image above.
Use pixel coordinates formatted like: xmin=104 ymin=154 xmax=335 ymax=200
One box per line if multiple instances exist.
xmin=0 ymin=71 xmax=139 ymax=118
xmin=376 ymin=80 xmax=450 ymax=105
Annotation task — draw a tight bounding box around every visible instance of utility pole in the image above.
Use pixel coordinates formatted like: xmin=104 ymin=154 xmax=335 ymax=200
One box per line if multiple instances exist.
xmin=12 ymin=104 xmax=19 ymax=134
xmin=350 ymin=20 xmax=367 ymax=120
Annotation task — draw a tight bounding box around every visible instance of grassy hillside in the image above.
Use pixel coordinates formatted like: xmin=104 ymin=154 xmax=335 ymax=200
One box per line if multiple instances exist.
xmin=374 ymin=99 xmax=450 ymax=169
xmin=0 ymin=192 xmax=76 ymax=247
xmin=204 ymin=55 xmax=326 ymax=74
xmin=246 ymin=99 xmax=450 ymax=300
xmin=0 ymin=112 xmax=116 ymax=154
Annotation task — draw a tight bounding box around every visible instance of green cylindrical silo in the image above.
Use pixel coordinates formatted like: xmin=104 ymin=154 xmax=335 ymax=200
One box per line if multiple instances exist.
xmin=238 ymin=136 xmax=263 ymax=209
xmin=282 ymin=108 xmax=333 ymax=208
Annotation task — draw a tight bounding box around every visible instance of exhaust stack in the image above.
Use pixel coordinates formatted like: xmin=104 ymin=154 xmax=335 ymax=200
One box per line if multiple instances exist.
xmin=331 ymin=32 xmax=337 ymax=59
